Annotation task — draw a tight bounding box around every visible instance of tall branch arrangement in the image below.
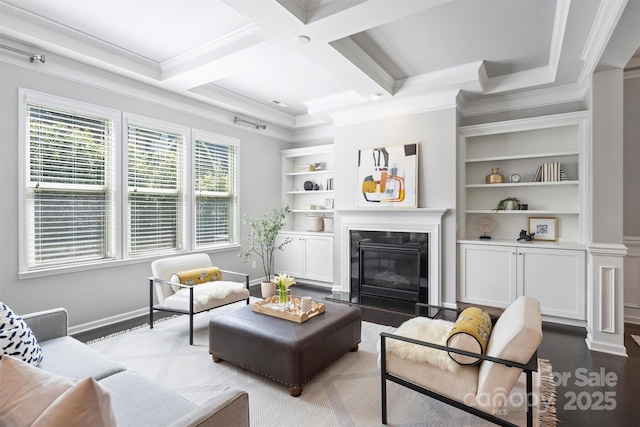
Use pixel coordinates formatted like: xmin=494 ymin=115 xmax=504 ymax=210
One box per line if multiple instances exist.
xmin=240 ymin=204 xmax=291 ymax=282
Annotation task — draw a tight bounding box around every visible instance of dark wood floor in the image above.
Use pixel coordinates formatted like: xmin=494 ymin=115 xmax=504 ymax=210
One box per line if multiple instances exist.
xmin=73 ymin=283 xmax=639 ymax=426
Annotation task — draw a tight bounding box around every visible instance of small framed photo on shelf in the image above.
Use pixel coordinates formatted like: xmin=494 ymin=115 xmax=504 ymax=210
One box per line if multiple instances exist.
xmin=324 ymin=198 xmax=334 ymax=209
xmin=528 ymin=217 xmax=557 ymax=241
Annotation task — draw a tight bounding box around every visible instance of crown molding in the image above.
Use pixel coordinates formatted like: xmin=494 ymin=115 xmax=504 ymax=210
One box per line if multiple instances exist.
xmin=331 ymin=90 xmax=458 ymax=126
xmin=457 ymin=81 xmax=588 ymax=117
xmin=0 ymin=2 xmax=159 ymax=78
xmin=548 ymin=0 xmax=571 ymax=75
xmin=0 ymin=40 xmax=294 ymax=142
xmin=578 ymin=0 xmax=628 ymax=86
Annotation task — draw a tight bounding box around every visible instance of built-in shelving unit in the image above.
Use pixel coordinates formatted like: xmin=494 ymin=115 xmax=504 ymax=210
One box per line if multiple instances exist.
xmin=456 ymin=111 xmax=590 ymax=324
xmin=281 ymin=145 xmax=334 ymax=232
xmin=278 ymin=144 xmax=335 ymax=286
xmin=458 ymin=111 xmax=588 ymax=244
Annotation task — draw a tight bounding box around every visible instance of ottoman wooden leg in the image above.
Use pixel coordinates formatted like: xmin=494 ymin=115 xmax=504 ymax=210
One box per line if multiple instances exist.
xmin=290 ymin=386 xmax=302 ymax=397
xmin=350 ymin=344 xmax=359 ymax=352
xmin=212 ymin=355 xmax=223 ymax=363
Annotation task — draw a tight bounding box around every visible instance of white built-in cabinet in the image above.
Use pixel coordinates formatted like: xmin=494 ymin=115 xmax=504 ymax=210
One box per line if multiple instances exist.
xmin=275 ymin=145 xmax=334 ymax=286
xmin=459 ymin=243 xmax=586 ymax=321
xmin=274 ymin=232 xmax=333 ymax=285
xmin=457 ymin=112 xmax=589 ymax=323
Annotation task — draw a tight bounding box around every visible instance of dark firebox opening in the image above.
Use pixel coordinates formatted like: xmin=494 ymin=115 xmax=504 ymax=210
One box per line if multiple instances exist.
xmin=350 ymin=230 xmax=428 ymax=313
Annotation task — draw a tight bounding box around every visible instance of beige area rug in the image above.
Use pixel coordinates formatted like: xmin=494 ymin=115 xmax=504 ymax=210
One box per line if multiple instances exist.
xmin=632 ymin=335 xmax=640 ymax=349
xmin=87 ymin=300 xmax=557 ymax=427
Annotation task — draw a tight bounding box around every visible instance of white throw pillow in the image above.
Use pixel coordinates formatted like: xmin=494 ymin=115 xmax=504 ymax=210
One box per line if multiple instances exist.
xmin=0 ymin=355 xmax=116 ymax=427
xmin=33 ymin=377 xmax=117 ymax=427
xmin=0 ymin=301 xmax=43 ymax=366
xmin=0 ymin=355 xmax=76 ymax=426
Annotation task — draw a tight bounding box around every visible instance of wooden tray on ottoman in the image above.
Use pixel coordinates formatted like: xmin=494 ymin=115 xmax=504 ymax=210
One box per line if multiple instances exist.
xmin=251 ymin=296 xmax=325 ymax=323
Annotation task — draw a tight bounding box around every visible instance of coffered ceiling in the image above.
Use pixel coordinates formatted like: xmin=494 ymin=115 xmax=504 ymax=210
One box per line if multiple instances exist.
xmin=1 ymin=0 xmax=638 ymax=134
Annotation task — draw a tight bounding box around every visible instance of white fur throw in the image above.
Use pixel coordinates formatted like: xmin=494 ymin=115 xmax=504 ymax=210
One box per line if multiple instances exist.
xmin=174 ymin=281 xmax=247 ymax=306
xmin=385 ymin=317 xmax=458 ymax=373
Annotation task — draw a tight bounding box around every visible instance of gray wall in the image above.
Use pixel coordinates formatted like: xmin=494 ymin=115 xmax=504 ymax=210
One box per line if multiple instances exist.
xmin=0 ymin=62 xmax=286 ymax=328
xmin=332 ymin=109 xmax=459 ymax=305
xmin=591 ymin=69 xmax=625 ymax=244
xmin=624 ymin=75 xmax=640 ymax=237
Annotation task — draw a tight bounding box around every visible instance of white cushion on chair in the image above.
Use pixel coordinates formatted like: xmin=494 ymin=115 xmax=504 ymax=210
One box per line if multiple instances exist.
xmin=162 ymin=282 xmax=249 ymax=312
xmin=385 ymin=353 xmax=479 ymax=404
xmin=473 ymin=295 xmax=542 ymax=413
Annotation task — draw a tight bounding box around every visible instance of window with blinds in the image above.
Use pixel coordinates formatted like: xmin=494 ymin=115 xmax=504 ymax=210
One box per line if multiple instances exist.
xmin=127 ymin=123 xmax=185 ymax=256
xmin=26 ymin=103 xmax=115 ymax=268
xmin=194 ymin=136 xmax=238 ymax=248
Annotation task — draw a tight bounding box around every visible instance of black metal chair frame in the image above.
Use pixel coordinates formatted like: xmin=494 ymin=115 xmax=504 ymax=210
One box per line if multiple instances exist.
xmin=380 ymin=303 xmax=539 ymax=427
xmin=148 ymin=270 xmax=250 ymax=345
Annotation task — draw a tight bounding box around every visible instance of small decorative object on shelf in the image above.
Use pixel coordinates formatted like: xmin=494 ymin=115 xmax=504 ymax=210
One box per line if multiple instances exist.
xmin=476 ymin=217 xmax=495 ymax=240
xmin=494 ymin=197 xmax=520 ymax=211
xmin=510 ymin=173 xmax=521 ymax=183
xmin=485 ymin=167 xmax=504 ymax=184
xmin=303 ymin=181 xmax=314 ymax=191
xmin=517 ymin=229 xmax=535 ymax=242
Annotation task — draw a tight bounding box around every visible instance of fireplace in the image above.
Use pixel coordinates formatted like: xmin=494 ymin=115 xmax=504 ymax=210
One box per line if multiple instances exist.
xmin=335 ymin=208 xmax=447 ymax=310
xmin=354 ymin=231 xmax=428 ymax=312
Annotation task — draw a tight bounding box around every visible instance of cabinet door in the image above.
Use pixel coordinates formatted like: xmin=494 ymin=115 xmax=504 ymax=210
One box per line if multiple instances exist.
xmin=303 ymin=235 xmax=333 ymax=282
xmin=459 ymin=244 xmax=516 ymax=308
xmin=274 ymin=236 xmax=304 ymax=278
xmin=518 ymin=247 xmax=585 ymax=320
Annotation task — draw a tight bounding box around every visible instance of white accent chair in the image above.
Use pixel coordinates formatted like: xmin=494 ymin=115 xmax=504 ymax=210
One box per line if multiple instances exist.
xmin=380 ymin=295 xmax=543 ymax=427
xmin=149 ymin=253 xmax=251 ymax=345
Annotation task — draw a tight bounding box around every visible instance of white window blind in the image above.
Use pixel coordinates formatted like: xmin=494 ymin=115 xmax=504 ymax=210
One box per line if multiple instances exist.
xmin=127 ymin=123 xmax=184 ymax=256
xmin=194 ymin=137 xmax=237 ymax=248
xmin=26 ymin=103 xmax=115 ymax=268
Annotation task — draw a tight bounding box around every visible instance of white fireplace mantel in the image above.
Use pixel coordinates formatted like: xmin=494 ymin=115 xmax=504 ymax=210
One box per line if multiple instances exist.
xmin=334 ymin=208 xmax=448 ymax=306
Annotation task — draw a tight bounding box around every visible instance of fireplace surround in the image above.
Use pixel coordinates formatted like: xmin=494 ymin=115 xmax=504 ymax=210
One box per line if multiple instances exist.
xmin=335 ymin=208 xmax=448 ymax=308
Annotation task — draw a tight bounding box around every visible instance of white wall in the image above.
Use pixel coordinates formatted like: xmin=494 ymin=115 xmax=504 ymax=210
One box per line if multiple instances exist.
xmin=0 ymin=61 xmax=286 ymax=329
xmin=332 ymin=108 xmax=459 ymax=305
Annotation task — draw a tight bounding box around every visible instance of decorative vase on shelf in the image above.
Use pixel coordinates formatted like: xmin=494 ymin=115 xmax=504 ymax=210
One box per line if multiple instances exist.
xmin=486 ymin=167 xmax=504 ymax=184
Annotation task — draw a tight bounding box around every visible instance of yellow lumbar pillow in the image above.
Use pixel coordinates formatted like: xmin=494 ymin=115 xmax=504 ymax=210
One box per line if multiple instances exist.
xmin=170 ymin=267 xmax=222 ymax=292
xmin=446 ymin=307 xmax=493 ymax=365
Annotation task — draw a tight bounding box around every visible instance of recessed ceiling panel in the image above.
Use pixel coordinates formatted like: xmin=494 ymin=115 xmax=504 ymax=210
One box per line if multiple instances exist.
xmin=352 ymin=0 xmax=556 ymax=79
xmin=210 ymin=51 xmax=353 ymax=116
xmin=3 ymin=0 xmax=251 ymax=63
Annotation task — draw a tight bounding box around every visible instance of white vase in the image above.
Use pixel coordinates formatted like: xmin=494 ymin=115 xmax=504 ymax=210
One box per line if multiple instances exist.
xmin=505 ymin=200 xmax=519 ymax=210
xmin=260 ymin=281 xmax=276 ymax=298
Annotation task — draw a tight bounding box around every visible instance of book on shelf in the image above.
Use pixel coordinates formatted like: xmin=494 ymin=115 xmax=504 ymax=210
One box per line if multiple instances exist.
xmin=534 ymin=161 xmax=561 ymax=182
xmin=533 ymin=165 xmax=542 ymax=182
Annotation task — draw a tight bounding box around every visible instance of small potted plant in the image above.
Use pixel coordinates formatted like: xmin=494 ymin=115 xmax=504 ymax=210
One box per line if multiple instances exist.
xmin=240 ymin=204 xmax=292 ymax=297
xmin=494 ymin=196 xmax=520 ymax=211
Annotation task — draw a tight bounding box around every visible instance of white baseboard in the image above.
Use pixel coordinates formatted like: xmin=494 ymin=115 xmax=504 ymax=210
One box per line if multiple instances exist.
xmin=68 ymin=307 xmax=149 ymax=335
xmin=624 ymin=306 xmax=640 ymax=325
xmin=585 ymin=336 xmax=628 ymax=357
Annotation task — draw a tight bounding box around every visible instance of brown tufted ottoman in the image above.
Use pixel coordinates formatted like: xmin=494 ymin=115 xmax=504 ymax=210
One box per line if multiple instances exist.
xmin=209 ymin=300 xmax=361 ymax=396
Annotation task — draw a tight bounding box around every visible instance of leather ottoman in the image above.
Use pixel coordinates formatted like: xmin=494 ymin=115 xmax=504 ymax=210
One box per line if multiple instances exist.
xmin=209 ymin=301 xmax=362 ymax=396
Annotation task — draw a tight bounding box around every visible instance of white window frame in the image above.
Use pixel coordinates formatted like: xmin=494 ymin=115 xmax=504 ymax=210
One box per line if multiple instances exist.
xmin=18 ymin=90 xmax=242 ymax=278
xmin=18 ymin=88 xmax=121 ymax=274
xmin=123 ymin=114 xmax=190 ymax=257
xmin=191 ymin=129 xmax=240 ymax=250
